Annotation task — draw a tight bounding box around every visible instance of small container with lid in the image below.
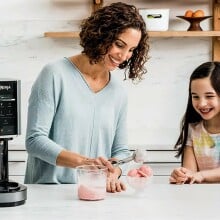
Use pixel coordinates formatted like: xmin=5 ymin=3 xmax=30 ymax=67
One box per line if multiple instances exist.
xmin=139 ymin=8 xmax=170 ymax=31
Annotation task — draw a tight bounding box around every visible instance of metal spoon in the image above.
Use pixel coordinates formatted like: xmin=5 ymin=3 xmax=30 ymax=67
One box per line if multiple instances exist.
xmin=111 ymin=153 xmax=135 ymax=166
xmin=111 ymin=149 xmax=146 ymax=166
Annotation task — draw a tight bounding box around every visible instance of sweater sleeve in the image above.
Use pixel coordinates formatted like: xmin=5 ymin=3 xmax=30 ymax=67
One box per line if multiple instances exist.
xmin=111 ymin=89 xmax=132 ymax=174
xmin=25 ymin=64 xmax=63 ymax=165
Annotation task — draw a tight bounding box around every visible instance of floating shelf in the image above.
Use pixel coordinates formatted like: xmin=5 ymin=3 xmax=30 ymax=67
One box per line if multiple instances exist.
xmin=44 ymin=31 xmax=220 ymax=38
xmin=43 ymin=0 xmax=220 ymax=60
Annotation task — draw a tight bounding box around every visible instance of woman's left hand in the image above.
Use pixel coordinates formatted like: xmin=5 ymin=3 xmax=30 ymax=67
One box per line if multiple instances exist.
xmin=106 ymin=168 xmax=126 ymax=193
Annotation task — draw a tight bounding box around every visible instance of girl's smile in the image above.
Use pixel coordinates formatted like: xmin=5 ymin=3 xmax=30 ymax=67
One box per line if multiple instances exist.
xmin=191 ymin=77 xmax=220 ymax=122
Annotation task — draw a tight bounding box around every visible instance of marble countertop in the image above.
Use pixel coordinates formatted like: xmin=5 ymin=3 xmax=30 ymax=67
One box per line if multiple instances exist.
xmin=0 ymin=183 xmax=219 ymax=220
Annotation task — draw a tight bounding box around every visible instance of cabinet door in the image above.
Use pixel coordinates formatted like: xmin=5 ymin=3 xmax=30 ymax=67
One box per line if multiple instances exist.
xmin=8 ymin=150 xmax=27 ymax=182
xmin=9 ymin=162 xmax=26 ymax=183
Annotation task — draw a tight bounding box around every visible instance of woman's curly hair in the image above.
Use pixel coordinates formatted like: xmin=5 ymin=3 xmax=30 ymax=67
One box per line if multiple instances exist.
xmin=79 ymin=2 xmax=149 ymax=81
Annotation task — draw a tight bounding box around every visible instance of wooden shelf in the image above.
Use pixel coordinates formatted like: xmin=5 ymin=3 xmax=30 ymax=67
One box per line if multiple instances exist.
xmin=44 ymin=32 xmax=80 ymax=38
xmin=43 ymin=0 xmax=220 ymax=61
xmin=44 ymin=31 xmax=220 ymax=38
xmin=150 ymin=31 xmax=220 ymax=37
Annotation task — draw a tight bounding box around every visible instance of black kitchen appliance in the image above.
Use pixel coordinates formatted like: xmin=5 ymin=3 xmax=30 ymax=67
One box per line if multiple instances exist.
xmin=0 ymin=79 xmax=27 ymax=207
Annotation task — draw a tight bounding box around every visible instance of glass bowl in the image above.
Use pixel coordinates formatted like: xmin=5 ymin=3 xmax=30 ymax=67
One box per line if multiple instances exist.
xmin=126 ymin=164 xmax=153 ymax=197
xmin=76 ymin=165 xmax=107 ymax=201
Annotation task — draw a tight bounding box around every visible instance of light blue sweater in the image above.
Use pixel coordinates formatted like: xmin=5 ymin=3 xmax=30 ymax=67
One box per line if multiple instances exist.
xmin=25 ymin=58 xmax=131 ymax=184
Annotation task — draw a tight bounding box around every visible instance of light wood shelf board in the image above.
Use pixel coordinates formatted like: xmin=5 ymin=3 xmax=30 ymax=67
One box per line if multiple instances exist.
xmin=44 ymin=31 xmax=220 ymax=38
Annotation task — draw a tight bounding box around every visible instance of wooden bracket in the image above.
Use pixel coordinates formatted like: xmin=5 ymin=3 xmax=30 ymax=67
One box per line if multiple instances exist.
xmin=212 ymin=1 xmax=220 ymax=61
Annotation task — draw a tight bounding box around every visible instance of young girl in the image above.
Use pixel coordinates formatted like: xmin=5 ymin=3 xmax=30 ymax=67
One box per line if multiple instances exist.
xmin=170 ymin=62 xmax=220 ymax=184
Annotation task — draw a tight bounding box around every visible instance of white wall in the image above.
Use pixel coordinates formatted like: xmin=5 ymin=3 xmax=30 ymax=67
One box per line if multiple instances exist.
xmin=0 ymin=0 xmax=212 ymax=150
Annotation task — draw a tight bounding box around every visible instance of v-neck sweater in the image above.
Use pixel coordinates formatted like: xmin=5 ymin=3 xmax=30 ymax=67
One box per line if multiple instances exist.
xmin=25 ymin=57 xmax=130 ymax=184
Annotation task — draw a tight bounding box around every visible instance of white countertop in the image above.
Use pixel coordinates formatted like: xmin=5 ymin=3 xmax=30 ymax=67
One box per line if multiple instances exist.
xmin=0 ymin=182 xmax=219 ymax=220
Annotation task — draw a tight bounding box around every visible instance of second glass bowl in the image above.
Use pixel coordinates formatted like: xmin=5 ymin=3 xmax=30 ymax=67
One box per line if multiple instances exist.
xmin=126 ymin=164 xmax=153 ymax=196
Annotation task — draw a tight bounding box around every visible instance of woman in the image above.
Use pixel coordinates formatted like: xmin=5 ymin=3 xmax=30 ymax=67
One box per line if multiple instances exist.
xmin=25 ymin=2 xmax=149 ymax=192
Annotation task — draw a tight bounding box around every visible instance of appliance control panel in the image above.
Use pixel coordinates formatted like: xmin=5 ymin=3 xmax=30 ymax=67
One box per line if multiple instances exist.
xmin=0 ymin=80 xmax=21 ymax=137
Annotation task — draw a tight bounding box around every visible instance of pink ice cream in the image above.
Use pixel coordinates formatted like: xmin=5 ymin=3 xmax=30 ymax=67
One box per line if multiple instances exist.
xmin=127 ymin=165 xmax=153 ymax=178
xmin=138 ymin=165 xmax=153 ymax=177
xmin=127 ymin=168 xmax=139 ymax=177
xmin=127 ymin=165 xmax=153 ymax=190
xmin=78 ymin=184 xmax=106 ymax=201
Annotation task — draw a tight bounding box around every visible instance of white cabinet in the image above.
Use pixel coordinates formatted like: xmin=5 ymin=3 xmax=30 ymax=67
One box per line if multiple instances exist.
xmin=122 ymin=149 xmax=181 ymax=182
xmin=8 ymin=149 xmax=27 ymax=183
xmin=146 ymin=150 xmax=180 ymax=179
xmin=9 ymin=162 xmax=26 ymax=183
xmin=8 ymin=148 xmax=179 ymax=183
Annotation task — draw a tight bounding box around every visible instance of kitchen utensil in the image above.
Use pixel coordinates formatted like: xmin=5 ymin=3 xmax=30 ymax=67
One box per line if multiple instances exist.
xmin=111 ymin=149 xmax=146 ymax=166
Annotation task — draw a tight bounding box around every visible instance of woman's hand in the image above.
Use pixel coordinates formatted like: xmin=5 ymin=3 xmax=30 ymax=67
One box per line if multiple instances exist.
xmin=84 ymin=156 xmax=115 ymax=173
xmin=57 ymin=151 xmax=114 ymax=173
xmin=106 ymin=167 xmax=126 ymax=193
xmin=84 ymin=156 xmax=126 ymax=192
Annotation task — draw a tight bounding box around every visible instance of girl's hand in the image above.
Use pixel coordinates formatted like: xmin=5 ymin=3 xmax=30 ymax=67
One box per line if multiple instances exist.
xmin=187 ymin=171 xmax=205 ymax=184
xmin=169 ymin=167 xmax=189 ymax=184
xmin=170 ymin=167 xmax=205 ymax=184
